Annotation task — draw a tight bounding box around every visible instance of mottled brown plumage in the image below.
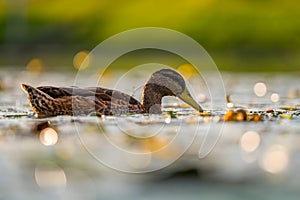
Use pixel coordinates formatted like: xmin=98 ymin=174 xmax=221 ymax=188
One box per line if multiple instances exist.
xmin=21 ymin=68 xmax=203 ymax=117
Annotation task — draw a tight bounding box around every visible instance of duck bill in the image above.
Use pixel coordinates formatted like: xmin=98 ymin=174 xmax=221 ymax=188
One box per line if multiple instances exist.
xmin=178 ymin=87 xmax=203 ymax=112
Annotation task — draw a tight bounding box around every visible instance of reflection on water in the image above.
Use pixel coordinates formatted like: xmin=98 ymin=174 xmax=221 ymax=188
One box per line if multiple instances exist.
xmin=35 ymin=160 xmax=67 ymax=190
xmin=1 ymin=69 xmax=300 ymax=199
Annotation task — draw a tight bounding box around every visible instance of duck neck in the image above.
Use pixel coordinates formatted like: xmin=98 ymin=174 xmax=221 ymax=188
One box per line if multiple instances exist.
xmin=141 ymin=84 xmax=164 ymax=114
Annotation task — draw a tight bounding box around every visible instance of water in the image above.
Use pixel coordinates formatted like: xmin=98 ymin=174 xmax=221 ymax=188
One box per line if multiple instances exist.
xmin=1 ymin=69 xmax=300 ymax=199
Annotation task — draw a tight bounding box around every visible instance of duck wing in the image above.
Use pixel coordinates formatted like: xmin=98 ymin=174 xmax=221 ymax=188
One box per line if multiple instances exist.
xmin=37 ymin=86 xmax=94 ymax=98
xmin=85 ymin=87 xmax=142 ymax=106
xmin=37 ymin=86 xmax=145 ymax=114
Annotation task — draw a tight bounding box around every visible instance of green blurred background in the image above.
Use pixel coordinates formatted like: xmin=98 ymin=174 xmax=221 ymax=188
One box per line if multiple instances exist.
xmin=1 ymin=0 xmax=300 ymax=71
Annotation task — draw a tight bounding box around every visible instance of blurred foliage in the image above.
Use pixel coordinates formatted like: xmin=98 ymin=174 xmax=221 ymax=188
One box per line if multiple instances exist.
xmin=1 ymin=0 xmax=300 ymax=71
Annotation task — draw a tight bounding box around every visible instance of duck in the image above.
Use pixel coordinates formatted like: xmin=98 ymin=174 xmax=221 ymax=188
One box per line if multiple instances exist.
xmin=21 ymin=68 xmax=203 ymax=117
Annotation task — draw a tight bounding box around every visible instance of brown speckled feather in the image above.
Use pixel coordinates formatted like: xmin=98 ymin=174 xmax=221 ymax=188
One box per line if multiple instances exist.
xmin=22 ymin=84 xmax=144 ymax=117
xmin=21 ymin=68 xmax=203 ymax=117
xmin=37 ymin=86 xmax=142 ymax=105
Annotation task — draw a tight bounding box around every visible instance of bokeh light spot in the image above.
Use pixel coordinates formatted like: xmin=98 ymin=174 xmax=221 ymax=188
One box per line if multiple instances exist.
xmin=40 ymin=128 xmax=58 ymax=146
xmin=270 ymin=93 xmax=280 ymax=102
xmin=73 ymin=50 xmax=90 ymax=70
xmin=254 ymin=82 xmax=267 ymax=97
xmin=227 ymin=102 xmax=234 ymax=108
xmin=240 ymin=131 xmax=260 ymax=153
xmin=177 ymin=64 xmax=197 ymax=80
xmin=35 ymin=161 xmax=67 ymax=190
xmin=26 ymin=58 xmax=43 ymax=74
xmin=165 ymin=116 xmax=171 ymax=124
xmin=260 ymin=145 xmax=289 ymax=174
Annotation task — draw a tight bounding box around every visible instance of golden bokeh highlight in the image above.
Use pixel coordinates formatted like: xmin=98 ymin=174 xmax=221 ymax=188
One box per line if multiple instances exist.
xmin=141 ymin=136 xmax=179 ymax=159
xmin=40 ymin=128 xmax=58 ymax=146
xmin=177 ymin=64 xmax=198 ymax=80
xmin=0 ymin=78 xmax=6 ymax=91
xmin=142 ymin=137 xmax=168 ymax=153
xmin=35 ymin=161 xmax=67 ymax=189
xmin=26 ymin=58 xmax=44 ymax=74
xmin=260 ymin=145 xmax=289 ymax=174
xmin=73 ymin=50 xmax=90 ymax=70
xmin=254 ymin=82 xmax=267 ymax=97
xmin=239 ymin=131 xmax=260 ymax=153
xmin=223 ymin=109 xmax=248 ymax=121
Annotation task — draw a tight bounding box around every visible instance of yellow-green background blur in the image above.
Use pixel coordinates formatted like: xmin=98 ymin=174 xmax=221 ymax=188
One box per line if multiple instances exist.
xmin=1 ymin=0 xmax=300 ymax=71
